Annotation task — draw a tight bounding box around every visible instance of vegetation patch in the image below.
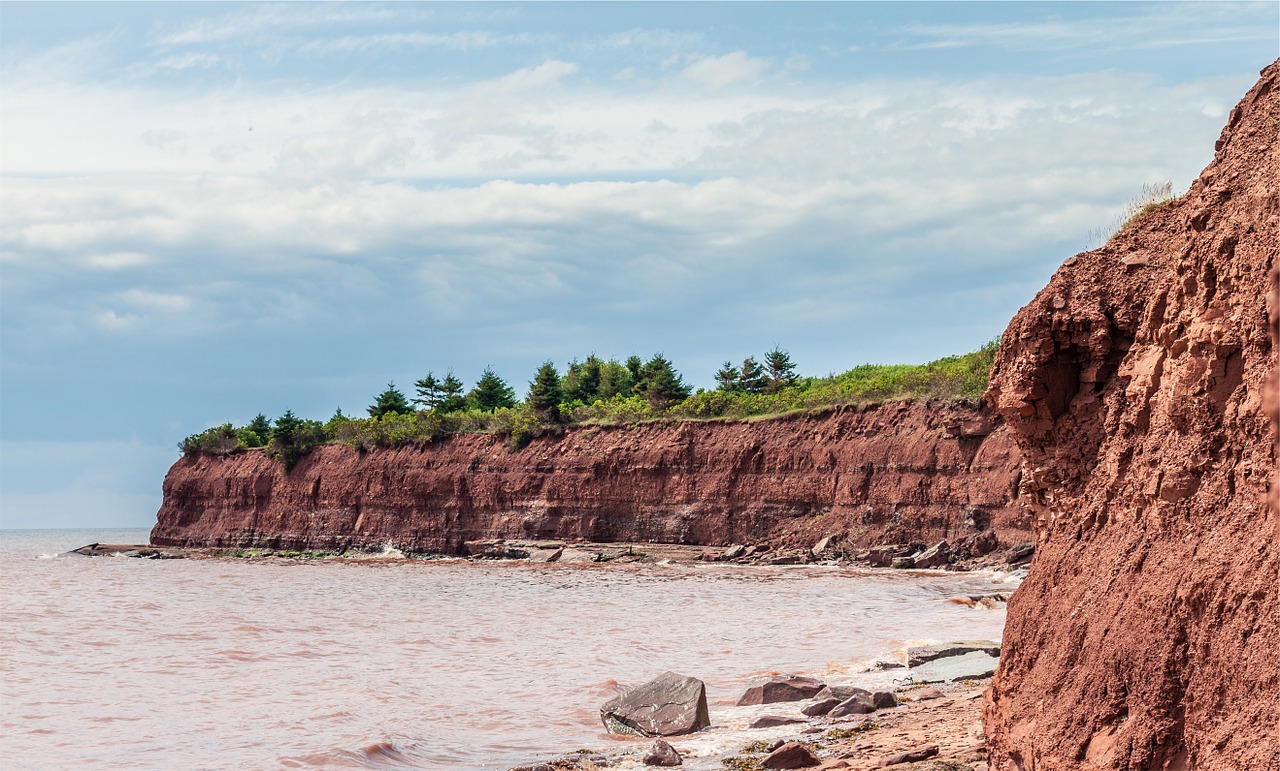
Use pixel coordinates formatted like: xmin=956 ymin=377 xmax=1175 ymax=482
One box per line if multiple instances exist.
xmin=181 ymin=342 xmax=999 ymax=470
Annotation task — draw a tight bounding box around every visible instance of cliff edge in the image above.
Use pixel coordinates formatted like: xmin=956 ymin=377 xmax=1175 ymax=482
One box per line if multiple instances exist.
xmin=151 ymin=400 xmax=1027 ymax=556
xmin=984 ymin=62 xmax=1279 ymax=770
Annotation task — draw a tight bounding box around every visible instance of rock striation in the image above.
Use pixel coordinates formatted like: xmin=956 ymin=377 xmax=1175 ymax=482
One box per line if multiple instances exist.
xmin=984 ymin=62 xmax=1279 ymax=769
xmin=151 ymin=400 xmax=1027 ymax=555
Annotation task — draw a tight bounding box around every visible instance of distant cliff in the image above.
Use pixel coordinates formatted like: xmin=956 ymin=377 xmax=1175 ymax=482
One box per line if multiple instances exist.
xmin=984 ymin=62 xmax=1279 ymax=769
xmin=151 ymin=400 xmax=1028 ymax=555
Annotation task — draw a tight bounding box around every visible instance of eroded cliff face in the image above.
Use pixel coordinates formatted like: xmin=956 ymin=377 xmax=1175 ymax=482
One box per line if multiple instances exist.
xmin=984 ymin=63 xmax=1279 ymax=770
xmin=151 ymin=400 xmax=1028 ymax=555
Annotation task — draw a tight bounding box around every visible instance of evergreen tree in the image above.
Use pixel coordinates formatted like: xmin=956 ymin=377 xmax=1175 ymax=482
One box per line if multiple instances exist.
xmin=272 ymin=409 xmax=303 ymax=439
xmin=527 ymin=361 xmax=564 ymax=422
xmin=368 ymin=383 xmax=412 ymax=418
xmin=740 ymin=356 xmax=767 ymax=394
xmin=624 ymin=355 xmax=644 ymax=386
xmin=468 ymin=367 xmax=517 ymax=411
xmin=245 ymin=413 xmax=272 ymax=445
xmin=565 ymin=355 xmax=603 ymax=403
xmin=438 ymin=371 xmax=467 ymax=413
xmin=635 ymin=353 xmax=692 ymax=409
xmin=714 ymin=361 xmax=742 ymax=392
xmin=764 ymin=347 xmax=798 ymax=393
xmin=598 ymin=359 xmax=634 ymax=399
xmin=413 ymin=372 xmax=442 ymax=409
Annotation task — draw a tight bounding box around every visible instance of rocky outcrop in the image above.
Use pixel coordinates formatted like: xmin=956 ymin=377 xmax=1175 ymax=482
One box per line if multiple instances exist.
xmin=984 ymin=62 xmax=1279 ymax=769
xmin=151 ymin=400 xmax=1027 ymax=555
xmin=600 ymin=671 xmax=710 ymax=737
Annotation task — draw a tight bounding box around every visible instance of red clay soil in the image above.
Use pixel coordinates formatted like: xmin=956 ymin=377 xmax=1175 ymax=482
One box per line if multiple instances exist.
xmin=151 ymin=400 xmax=1028 ymax=555
xmin=983 ymin=62 xmax=1279 ymax=770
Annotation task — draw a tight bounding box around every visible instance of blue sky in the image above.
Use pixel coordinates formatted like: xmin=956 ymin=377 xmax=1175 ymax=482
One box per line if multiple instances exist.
xmin=1 ymin=2 xmax=1276 ymax=529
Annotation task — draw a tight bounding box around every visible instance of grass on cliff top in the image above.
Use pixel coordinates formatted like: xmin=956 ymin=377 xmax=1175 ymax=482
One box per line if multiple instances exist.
xmin=182 ymin=340 xmax=998 ymax=465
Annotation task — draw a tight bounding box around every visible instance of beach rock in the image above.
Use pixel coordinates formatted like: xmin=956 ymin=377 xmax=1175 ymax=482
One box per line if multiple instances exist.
xmin=813 ymin=685 xmax=871 ymax=702
xmin=877 ymin=745 xmax=938 ymax=766
xmin=827 ymin=692 xmax=876 ymax=717
xmin=768 ymin=554 xmax=803 ymax=565
xmin=872 ymin=660 xmax=905 ymax=670
xmin=643 ymin=740 xmax=682 ymax=766
xmin=955 ymin=529 xmax=998 ymax=557
xmin=763 ymin=742 xmax=821 ymax=769
xmin=750 ymin=715 xmax=807 ymax=729
xmin=911 ymin=541 xmax=950 ymax=569
xmin=737 ymin=675 xmax=826 ymax=706
xmin=910 ymin=651 xmax=999 ymax=682
xmin=865 ymin=544 xmax=919 ymax=567
xmin=801 ymin=698 xmax=842 ymax=717
xmin=906 ymin=641 xmax=1000 ymax=668
xmin=722 ymin=544 xmax=747 ymax=560
xmin=912 ymin=687 xmax=945 ymax=701
xmin=811 ymin=535 xmax=837 ymax=557
xmin=1005 ymin=543 xmax=1033 ymax=563
xmin=558 ymin=548 xmax=599 ymax=563
xmin=600 ymin=671 xmax=710 ymax=737
xmin=871 ymin=691 xmax=899 ymax=709
xmin=527 ymin=547 xmax=563 ymax=562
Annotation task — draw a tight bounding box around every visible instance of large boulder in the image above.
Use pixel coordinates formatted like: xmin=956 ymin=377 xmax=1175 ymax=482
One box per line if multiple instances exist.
xmin=736 ymin=674 xmax=826 ymax=706
xmin=906 ymin=640 xmax=999 ymax=668
xmin=600 ymin=672 xmax=710 ymax=737
xmin=762 ymin=742 xmax=821 ymax=769
xmin=827 ymin=691 xmax=876 ymax=717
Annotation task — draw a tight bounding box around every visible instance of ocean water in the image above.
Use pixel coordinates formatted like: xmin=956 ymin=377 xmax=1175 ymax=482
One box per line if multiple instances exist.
xmin=0 ymin=529 xmax=1013 ymax=769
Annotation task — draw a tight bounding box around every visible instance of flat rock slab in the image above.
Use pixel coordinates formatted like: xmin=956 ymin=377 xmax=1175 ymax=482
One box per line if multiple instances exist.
xmin=750 ymin=715 xmax=807 ymax=729
xmin=909 ymin=651 xmax=999 ymax=682
xmin=906 ymin=640 xmax=1000 ymax=668
xmin=763 ymin=742 xmax=821 ymax=769
xmin=738 ymin=674 xmax=826 ymax=706
xmin=600 ymin=671 xmax=710 ymax=737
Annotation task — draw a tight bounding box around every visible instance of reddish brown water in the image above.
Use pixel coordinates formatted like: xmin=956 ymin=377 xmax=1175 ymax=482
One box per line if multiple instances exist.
xmin=1 ymin=530 xmax=1011 ymax=769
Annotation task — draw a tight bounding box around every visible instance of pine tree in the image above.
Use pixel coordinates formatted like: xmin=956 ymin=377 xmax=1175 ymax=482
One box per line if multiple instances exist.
xmin=625 ymin=355 xmax=644 ymax=385
xmin=635 ymin=353 xmax=692 ymax=409
xmin=565 ymin=355 xmax=603 ymax=403
xmin=598 ymin=359 xmax=634 ymax=399
xmin=245 ymin=413 xmax=272 ymax=445
xmin=413 ymin=372 xmax=442 ymax=409
xmin=272 ymin=409 xmax=303 ymax=439
xmin=468 ymin=367 xmax=517 ymax=411
xmin=740 ymin=356 xmax=767 ymax=394
xmin=764 ymin=347 xmax=798 ymax=393
xmin=527 ymin=361 xmax=564 ymax=422
xmin=368 ymin=383 xmax=412 ymax=418
xmin=714 ymin=361 xmax=742 ymax=392
xmin=439 ymin=371 xmax=466 ymax=413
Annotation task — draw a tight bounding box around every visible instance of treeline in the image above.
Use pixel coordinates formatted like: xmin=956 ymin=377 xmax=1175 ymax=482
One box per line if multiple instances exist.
xmin=181 ymin=341 xmax=997 ymax=467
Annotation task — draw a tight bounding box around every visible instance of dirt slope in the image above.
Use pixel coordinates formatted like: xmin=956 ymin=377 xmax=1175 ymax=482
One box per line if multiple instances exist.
xmin=984 ymin=62 xmax=1279 ymax=770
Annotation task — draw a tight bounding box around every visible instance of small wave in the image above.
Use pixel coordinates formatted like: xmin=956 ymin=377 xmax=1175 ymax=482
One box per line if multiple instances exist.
xmin=37 ymin=553 xmax=59 ymax=560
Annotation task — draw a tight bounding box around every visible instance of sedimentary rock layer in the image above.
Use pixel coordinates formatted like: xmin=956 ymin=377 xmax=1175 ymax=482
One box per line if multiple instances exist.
xmin=984 ymin=62 xmax=1279 ymax=769
xmin=151 ymin=400 xmax=1027 ymax=555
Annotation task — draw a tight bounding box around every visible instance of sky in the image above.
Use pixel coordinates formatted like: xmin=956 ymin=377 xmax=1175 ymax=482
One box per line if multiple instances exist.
xmin=1 ymin=2 xmax=1276 ymax=529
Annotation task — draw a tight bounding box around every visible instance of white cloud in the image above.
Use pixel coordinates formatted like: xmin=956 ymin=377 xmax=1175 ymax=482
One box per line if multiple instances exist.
xmin=486 ymin=59 xmax=580 ymax=93
xmin=681 ymin=51 xmax=772 ymax=89
xmin=87 ymin=251 xmax=151 ymax=269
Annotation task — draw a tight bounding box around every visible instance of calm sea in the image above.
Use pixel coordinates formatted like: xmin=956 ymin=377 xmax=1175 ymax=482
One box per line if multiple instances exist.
xmin=1 ymin=528 xmax=1012 ymax=769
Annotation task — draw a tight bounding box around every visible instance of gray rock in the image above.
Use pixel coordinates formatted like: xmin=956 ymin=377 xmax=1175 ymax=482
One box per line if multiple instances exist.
xmin=1007 ymin=542 xmax=1035 ymax=563
xmin=906 ymin=640 xmax=1001 ymax=668
xmin=737 ymin=674 xmax=826 ymax=706
xmin=911 ymin=540 xmax=951 ymax=569
xmin=801 ymin=697 xmax=841 ymax=717
xmin=871 ymin=691 xmax=899 ymax=709
xmin=600 ymin=672 xmax=710 ymax=737
xmin=813 ymin=685 xmax=871 ymax=702
xmin=876 ymin=745 xmax=938 ymax=766
xmin=910 ymin=651 xmax=999 ymax=682
xmin=722 ymin=544 xmax=747 ymax=560
xmin=827 ymin=691 xmax=876 ymax=717
xmin=643 ymin=740 xmax=682 ymax=766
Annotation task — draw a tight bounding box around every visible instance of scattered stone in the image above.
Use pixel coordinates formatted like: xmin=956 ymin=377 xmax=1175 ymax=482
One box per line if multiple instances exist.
xmin=723 ymin=544 xmax=747 ymax=560
xmin=913 ymin=541 xmax=951 ymax=569
xmin=600 ymin=671 xmax=710 ymax=737
xmin=801 ymin=698 xmax=842 ymax=717
xmin=750 ymin=715 xmax=807 ymax=729
xmin=527 ymin=548 xmax=563 ymax=563
xmin=643 ymin=740 xmax=682 ymax=766
xmin=906 ymin=641 xmax=1000 ymax=668
xmin=873 ymin=660 xmax=905 ymax=670
xmin=866 ymin=544 xmax=919 ymax=567
xmin=890 ymin=555 xmax=918 ymax=569
xmin=1006 ymin=542 xmax=1034 ymax=563
xmin=762 ymin=741 xmax=821 ymax=769
xmin=813 ymin=685 xmax=871 ymax=702
xmin=871 ymin=691 xmax=899 ymax=709
xmin=910 ymin=651 xmax=999 ymax=682
xmin=737 ymin=675 xmax=826 ymax=706
xmin=956 ymin=529 xmax=999 ymax=557
xmin=913 ymin=687 xmax=945 ymax=701
xmin=768 ymin=554 xmax=803 ymax=565
xmin=827 ymin=691 xmax=876 ymax=717
xmin=877 ymin=745 xmax=939 ymax=766
xmin=811 ymin=535 xmax=838 ymax=557
xmin=558 ymin=548 xmax=599 ymax=563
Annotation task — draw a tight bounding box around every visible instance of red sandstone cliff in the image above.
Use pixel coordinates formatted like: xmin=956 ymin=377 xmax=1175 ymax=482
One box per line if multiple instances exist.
xmin=984 ymin=62 xmax=1279 ymax=770
xmin=151 ymin=400 xmax=1027 ymax=555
